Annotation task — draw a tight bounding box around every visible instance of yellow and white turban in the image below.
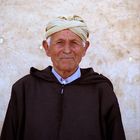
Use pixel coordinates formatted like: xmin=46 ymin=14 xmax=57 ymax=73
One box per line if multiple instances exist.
xmin=45 ymin=15 xmax=89 ymax=41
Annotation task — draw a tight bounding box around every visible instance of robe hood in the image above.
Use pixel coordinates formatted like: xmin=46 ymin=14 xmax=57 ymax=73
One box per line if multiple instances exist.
xmin=30 ymin=66 xmax=113 ymax=89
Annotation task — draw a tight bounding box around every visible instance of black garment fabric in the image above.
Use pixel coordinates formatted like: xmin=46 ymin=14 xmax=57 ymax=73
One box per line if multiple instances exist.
xmin=0 ymin=66 xmax=126 ymax=140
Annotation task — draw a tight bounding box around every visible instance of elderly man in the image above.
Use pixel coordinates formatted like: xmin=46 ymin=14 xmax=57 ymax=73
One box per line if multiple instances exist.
xmin=0 ymin=15 xmax=126 ymax=140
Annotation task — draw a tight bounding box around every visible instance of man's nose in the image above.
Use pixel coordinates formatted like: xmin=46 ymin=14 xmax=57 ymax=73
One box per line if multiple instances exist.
xmin=63 ymin=44 xmax=71 ymax=54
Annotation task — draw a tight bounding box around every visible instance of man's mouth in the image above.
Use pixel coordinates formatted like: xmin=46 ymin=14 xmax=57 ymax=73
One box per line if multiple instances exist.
xmin=60 ymin=57 xmax=73 ymax=59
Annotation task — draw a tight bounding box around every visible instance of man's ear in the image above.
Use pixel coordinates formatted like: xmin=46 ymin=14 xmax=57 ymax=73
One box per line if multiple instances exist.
xmin=42 ymin=40 xmax=51 ymax=57
xmin=82 ymin=41 xmax=90 ymax=57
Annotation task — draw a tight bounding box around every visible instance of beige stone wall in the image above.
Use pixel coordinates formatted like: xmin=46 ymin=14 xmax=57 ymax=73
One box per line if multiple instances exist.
xmin=0 ymin=0 xmax=140 ymax=139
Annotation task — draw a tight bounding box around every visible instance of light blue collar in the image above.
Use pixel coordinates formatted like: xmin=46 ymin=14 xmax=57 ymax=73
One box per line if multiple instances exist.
xmin=52 ymin=67 xmax=81 ymax=85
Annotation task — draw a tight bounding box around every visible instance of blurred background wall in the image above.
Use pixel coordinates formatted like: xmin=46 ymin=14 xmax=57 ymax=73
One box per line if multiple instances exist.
xmin=0 ymin=0 xmax=140 ymax=139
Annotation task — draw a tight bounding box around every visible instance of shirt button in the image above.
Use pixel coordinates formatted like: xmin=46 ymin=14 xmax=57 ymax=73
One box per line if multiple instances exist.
xmin=62 ymin=80 xmax=66 ymax=84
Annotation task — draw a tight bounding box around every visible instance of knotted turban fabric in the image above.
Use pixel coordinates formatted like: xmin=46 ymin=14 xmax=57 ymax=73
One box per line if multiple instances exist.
xmin=45 ymin=15 xmax=89 ymax=41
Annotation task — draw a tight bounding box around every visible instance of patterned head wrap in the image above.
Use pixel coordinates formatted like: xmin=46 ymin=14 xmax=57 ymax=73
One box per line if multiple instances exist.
xmin=45 ymin=15 xmax=89 ymax=41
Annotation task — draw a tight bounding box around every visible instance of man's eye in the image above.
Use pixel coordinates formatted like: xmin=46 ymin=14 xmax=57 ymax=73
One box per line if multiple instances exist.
xmin=72 ymin=41 xmax=78 ymax=45
xmin=56 ymin=41 xmax=63 ymax=44
xmin=72 ymin=41 xmax=81 ymax=46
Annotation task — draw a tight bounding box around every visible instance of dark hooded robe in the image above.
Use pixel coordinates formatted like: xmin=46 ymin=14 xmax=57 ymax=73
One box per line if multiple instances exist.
xmin=0 ymin=66 xmax=126 ymax=140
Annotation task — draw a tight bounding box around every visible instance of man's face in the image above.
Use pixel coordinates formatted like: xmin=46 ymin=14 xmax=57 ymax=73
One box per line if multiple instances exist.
xmin=43 ymin=29 xmax=89 ymax=76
